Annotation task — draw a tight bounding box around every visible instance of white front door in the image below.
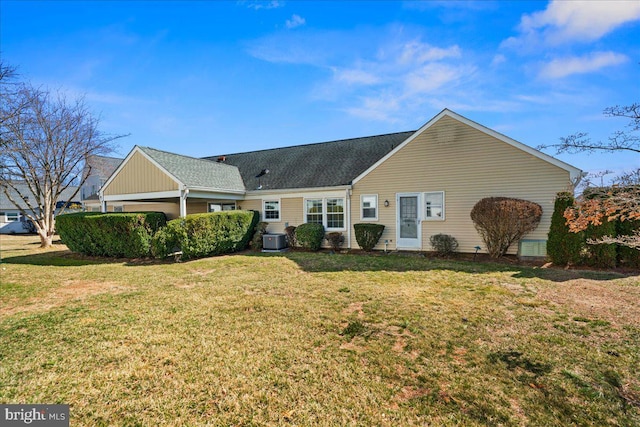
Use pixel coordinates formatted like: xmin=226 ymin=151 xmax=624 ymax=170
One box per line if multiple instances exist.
xmin=397 ymin=193 xmax=421 ymax=249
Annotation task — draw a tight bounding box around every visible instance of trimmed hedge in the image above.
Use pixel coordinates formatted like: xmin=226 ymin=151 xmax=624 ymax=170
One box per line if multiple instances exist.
xmin=295 ymin=223 xmax=325 ymax=251
xmin=584 ymin=220 xmax=618 ymax=268
xmin=151 ymin=210 xmax=258 ymax=260
xmin=56 ymin=212 xmax=167 ymax=258
xmin=354 ymin=223 xmax=385 ymax=251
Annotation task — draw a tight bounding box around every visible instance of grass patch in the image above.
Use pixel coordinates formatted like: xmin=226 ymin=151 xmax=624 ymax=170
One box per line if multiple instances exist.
xmin=0 ymin=235 xmax=639 ymax=425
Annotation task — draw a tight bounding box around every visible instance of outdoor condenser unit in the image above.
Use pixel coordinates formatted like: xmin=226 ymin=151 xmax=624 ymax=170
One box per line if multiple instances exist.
xmin=263 ymin=233 xmax=287 ymax=250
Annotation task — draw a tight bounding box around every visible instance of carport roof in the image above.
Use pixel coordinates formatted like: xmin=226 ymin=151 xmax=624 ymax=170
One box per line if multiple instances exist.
xmin=138 ymin=146 xmax=246 ymax=193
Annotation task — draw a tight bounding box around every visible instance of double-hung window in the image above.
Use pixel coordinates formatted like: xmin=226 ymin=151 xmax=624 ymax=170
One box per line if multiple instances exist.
xmin=305 ymin=199 xmax=323 ymax=224
xmin=305 ymin=198 xmax=345 ymax=230
xmin=424 ymin=191 xmax=445 ymax=220
xmin=263 ymin=200 xmax=280 ymax=221
xmin=361 ymin=195 xmax=378 ymax=220
xmin=326 ymin=198 xmax=344 ymax=229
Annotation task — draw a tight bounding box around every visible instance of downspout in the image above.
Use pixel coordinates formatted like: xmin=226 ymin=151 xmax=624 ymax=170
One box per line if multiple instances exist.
xmin=99 ymin=190 xmax=106 ymax=213
xmin=180 ymin=187 xmax=189 ymax=218
xmin=346 ymin=187 xmax=352 ymax=250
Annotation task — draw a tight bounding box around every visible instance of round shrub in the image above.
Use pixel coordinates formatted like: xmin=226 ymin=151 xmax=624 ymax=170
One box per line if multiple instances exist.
xmin=295 ymin=223 xmax=325 ymax=251
xmin=470 ymin=197 xmax=542 ymax=258
xmin=429 ymin=233 xmax=459 ymax=256
xmin=354 ymin=223 xmax=385 ymax=252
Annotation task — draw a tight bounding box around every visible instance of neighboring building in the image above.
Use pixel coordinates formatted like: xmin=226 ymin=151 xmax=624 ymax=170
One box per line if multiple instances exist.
xmin=99 ymin=109 xmax=582 ymax=256
xmin=0 ymin=181 xmax=80 ymax=234
xmin=81 ymin=155 xmax=123 ymax=212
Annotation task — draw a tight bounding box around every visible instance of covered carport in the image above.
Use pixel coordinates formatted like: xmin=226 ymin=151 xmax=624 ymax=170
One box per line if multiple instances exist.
xmin=99 ymin=146 xmax=246 ymax=219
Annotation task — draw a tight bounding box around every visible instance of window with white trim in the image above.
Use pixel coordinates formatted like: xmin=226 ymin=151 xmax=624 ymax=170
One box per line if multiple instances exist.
xmin=305 ymin=198 xmax=346 ymax=230
xmin=424 ymin=191 xmax=445 ymax=220
xmin=263 ymin=200 xmax=280 ymax=221
xmin=361 ymin=195 xmax=378 ymax=220
xmin=305 ymin=199 xmax=323 ymax=224
xmin=326 ymin=198 xmax=344 ymax=229
xmin=5 ymin=212 xmax=20 ymax=222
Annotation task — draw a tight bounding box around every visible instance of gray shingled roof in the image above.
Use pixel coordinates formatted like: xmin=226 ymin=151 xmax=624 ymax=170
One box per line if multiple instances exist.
xmin=203 ymin=131 xmax=415 ymax=190
xmin=138 ymin=146 xmax=245 ymax=192
xmin=1 ymin=181 xmax=80 ymax=210
xmin=85 ymin=155 xmax=123 ymax=180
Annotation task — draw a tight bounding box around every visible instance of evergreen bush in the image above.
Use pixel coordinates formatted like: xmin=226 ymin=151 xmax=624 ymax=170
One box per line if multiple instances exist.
xmin=584 ymin=220 xmax=618 ymax=268
xmin=547 ymin=192 xmax=584 ymax=265
xmin=151 ymin=210 xmax=258 ymax=260
xmin=56 ymin=212 xmax=167 ymax=258
xmin=295 ymin=223 xmax=325 ymax=251
xmin=354 ymin=223 xmax=385 ymax=251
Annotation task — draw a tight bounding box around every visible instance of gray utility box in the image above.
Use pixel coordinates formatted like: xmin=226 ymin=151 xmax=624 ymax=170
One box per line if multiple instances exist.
xmin=263 ymin=233 xmax=287 ymax=250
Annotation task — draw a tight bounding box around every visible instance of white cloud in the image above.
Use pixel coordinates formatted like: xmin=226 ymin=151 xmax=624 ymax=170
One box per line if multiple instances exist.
xmin=240 ymin=1 xmax=284 ymax=10
xmin=398 ymin=41 xmax=461 ymax=64
xmin=539 ymin=51 xmax=628 ymax=79
xmin=285 ymin=14 xmax=306 ymax=29
xmin=332 ymin=68 xmax=380 ymax=85
xmin=505 ymin=0 xmax=640 ymax=48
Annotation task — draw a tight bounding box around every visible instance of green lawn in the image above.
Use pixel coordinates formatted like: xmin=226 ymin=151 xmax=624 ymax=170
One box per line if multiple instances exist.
xmin=1 ymin=235 xmax=639 ymax=426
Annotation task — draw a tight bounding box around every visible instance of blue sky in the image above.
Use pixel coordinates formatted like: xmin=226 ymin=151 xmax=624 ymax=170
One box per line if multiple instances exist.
xmin=2 ymin=0 xmax=639 ymax=182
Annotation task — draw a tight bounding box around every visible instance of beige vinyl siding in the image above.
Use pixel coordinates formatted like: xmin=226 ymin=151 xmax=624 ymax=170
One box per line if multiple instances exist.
xmin=351 ymin=115 xmax=573 ymax=254
xmin=103 ymin=151 xmax=178 ymax=196
xmin=186 ymin=201 xmax=208 ymax=215
xmin=239 ymin=199 xmax=261 ymax=213
xmin=241 ymin=197 xmax=304 ymax=234
xmin=124 ymin=203 xmax=180 ymax=220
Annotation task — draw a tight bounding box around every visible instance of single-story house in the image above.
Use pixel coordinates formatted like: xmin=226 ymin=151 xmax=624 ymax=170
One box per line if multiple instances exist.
xmin=99 ymin=109 xmax=582 ymax=256
xmin=0 ymin=181 xmax=81 ymax=234
xmin=81 ymin=155 xmax=123 ymax=212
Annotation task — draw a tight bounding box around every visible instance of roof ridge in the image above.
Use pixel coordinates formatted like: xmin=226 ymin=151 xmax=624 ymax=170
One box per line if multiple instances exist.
xmin=139 ymin=146 xmax=237 ymax=169
xmin=207 ymin=130 xmax=416 ymax=158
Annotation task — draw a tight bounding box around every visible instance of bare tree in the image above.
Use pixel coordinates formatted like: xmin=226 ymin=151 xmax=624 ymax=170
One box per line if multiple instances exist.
xmin=1 ymin=81 xmax=126 ymax=248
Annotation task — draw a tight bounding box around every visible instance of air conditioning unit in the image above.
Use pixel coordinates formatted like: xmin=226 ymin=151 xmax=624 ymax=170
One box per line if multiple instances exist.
xmin=263 ymin=233 xmax=287 ymax=250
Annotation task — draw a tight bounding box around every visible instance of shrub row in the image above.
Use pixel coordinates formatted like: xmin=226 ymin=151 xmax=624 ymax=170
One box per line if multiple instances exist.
xmin=56 ymin=212 xmax=167 ymax=258
xmin=152 ymin=211 xmax=258 ymax=260
xmin=547 ymin=192 xmax=639 ymax=268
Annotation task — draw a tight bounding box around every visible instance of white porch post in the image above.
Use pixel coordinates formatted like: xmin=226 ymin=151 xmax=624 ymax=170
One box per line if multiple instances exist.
xmin=180 ymin=188 xmax=189 ymax=218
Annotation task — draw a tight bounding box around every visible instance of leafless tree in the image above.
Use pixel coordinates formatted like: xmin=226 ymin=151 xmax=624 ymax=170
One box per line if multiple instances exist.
xmin=1 ymin=77 xmax=126 ymax=247
xmin=540 ymin=102 xmax=640 ymax=250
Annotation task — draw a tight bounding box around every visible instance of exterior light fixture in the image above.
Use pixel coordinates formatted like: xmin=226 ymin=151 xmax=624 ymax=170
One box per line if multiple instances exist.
xmin=384 ymin=200 xmax=390 ymax=207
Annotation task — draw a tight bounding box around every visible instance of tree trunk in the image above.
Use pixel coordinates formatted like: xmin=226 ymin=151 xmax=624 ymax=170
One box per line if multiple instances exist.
xmin=38 ymin=229 xmax=53 ymax=248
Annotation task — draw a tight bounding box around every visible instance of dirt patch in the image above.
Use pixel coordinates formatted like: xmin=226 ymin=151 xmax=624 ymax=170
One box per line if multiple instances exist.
xmin=342 ymin=302 xmax=365 ymax=318
xmin=1 ymin=280 xmax=130 ymax=317
xmin=536 ymin=279 xmax=640 ymax=327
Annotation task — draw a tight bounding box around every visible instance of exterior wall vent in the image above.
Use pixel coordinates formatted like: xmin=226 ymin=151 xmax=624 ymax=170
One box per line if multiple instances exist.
xmin=518 ymin=239 xmax=547 ymax=259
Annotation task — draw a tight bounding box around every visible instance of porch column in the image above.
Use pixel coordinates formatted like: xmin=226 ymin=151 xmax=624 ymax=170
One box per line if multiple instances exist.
xmin=179 ymin=188 xmax=189 ymax=218
xmin=99 ymin=193 xmax=107 ymax=213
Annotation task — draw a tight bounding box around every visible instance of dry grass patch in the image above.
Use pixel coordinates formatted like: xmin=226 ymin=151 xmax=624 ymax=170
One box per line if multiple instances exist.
xmin=0 ymin=235 xmax=638 ymax=426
